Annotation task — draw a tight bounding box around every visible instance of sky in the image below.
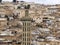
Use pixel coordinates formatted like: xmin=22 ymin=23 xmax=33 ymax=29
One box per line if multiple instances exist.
xmin=2 ymin=0 xmax=60 ymax=5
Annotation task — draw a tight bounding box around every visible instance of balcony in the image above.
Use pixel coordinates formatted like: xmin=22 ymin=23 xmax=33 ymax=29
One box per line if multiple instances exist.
xmin=0 ymin=18 xmax=7 ymax=21
xmin=0 ymin=31 xmax=14 ymax=36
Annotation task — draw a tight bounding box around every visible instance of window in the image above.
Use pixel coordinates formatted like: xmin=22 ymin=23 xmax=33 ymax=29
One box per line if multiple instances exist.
xmin=27 ymin=26 xmax=30 ymax=31
xmin=23 ymin=23 xmax=25 ymax=26
xmin=43 ymin=17 xmax=48 ymax=19
xmin=11 ymin=31 xmax=17 ymax=34
xmin=27 ymin=23 xmax=30 ymax=26
xmin=8 ymin=44 xmax=12 ymax=45
xmin=27 ymin=33 xmax=30 ymax=36
xmin=25 ymin=38 xmax=26 ymax=41
xmin=43 ymin=20 xmax=46 ymax=22
xmin=12 ymin=40 xmax=16 ymax=42
xmin=23 ymin=38 xmax=25 ymax=41
xmin=16 ymin=42 xmax=21 ymax=44
xmin=25 ymin=43 xmax=26 ymax=45
xmin=23 ymin=33 xmax=25 ymax=37
xmin=17 ymin=6 xmax=21 ymax=9
xmin=24 ymin=5 xmax=30 ymax=9
xmin=23 ymin=27 xmax=25 ymax=31
xmin=25 ymin=33 xmax=26 ymax=37
xmin=27 ymin=43 xmax=30 ymax=45
xmin=25 ymin=27 xmax=26 ymax=32
xmin=27 ymin=38 xmax=30 ymax=41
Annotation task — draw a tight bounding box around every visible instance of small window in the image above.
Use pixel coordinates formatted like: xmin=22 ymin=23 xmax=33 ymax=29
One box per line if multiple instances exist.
xmin=11 ymin=31 xmax=17 ymax=34
xmin=17 ymin=6 xmax=21 ymax=9
xmin=16 ymin=42 xmax=21 ymax=44
xmin=25 ymin=5 xmax=30 ymax=9
xmin=12 ymin=40 xmax=16 ymax=42
xmin=25 ymin=38 xmax=26 ymax=41
xmin=43 ymin=20 xmax=46 ymax=22
xmin=23 ymin=38 xmax=25 ymax=41
xmin=25 ymin=43 xmax=26 ymax=45
xmin=27 ymin=38 xmax=30 ymax=41
xmin=25 ymin=33 xmax=26 ymax=37
xmin=43 ymin=17 xmax=48 ymax=19
xmin=23 ymin=33 xmax=25 ymax=37
xmin=27 ymin=33 xmax=30 ymax=36
xmin=27 ymin=43 xmax=30 ymax=45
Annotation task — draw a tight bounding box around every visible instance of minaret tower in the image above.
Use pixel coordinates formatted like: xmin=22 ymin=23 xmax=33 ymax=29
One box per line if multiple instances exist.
xmin=20 ymin=5 xmax=33 ymax=45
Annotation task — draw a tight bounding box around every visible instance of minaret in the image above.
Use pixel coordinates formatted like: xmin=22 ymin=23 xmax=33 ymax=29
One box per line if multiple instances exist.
xmin=20 ymin=5 xmax=33 ymax=45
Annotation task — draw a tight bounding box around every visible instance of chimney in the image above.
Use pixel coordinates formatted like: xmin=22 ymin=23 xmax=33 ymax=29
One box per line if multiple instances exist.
xmin=13 ymin=0 xmax=16 ymax=2
xmin=0 ymin=0 xmax=2 ymax=3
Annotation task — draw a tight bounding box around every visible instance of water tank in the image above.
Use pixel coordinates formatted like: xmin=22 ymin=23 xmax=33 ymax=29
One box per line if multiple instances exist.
xmin=0 ymin=0 xmax=2 ymax=3
xmin=13 ymin=0 xmax=16 ymax=2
